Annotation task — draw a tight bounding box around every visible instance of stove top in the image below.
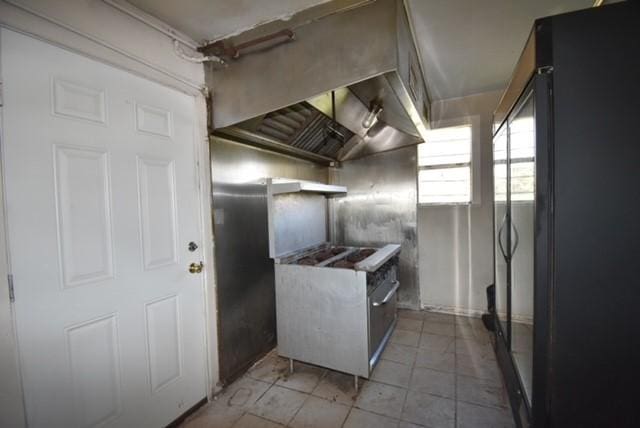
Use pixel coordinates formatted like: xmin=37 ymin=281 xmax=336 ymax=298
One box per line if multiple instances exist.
xmin=288 ymin=245 xmax=379 ymax=269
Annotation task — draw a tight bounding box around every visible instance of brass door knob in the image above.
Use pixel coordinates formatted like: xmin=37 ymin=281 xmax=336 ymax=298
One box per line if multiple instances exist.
xmin=189 ymin=261 xmax=204 ymax=274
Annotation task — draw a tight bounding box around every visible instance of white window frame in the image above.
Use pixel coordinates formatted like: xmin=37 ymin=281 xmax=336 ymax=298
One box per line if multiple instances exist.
xmin=417 ymin=117 xmax=480 ymax=206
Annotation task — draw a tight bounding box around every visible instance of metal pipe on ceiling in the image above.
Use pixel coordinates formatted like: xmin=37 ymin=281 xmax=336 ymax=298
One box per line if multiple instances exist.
xmin=199 ymin=29 xmax=295 ymax=60
xmin=173 ymin=40 xmax=225 ymax=65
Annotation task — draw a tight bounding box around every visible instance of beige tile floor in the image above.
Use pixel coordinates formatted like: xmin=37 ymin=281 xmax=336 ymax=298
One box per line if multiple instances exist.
xmin=182 ymin=310 xmax=515 ymax=428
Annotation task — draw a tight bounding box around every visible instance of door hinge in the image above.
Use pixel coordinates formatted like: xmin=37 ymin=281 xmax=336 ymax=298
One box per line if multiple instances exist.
xmin=7 ymin=274 xmax=15 ymax=302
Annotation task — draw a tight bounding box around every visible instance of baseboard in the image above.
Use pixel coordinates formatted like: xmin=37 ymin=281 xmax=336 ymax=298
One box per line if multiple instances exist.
xmin=420 ymin=304 xmax=533 ymax=323
xmin=397 ymin=302 xmax=421 ymax=311
xmin=420 ymin=304 xmax=484 ymax=318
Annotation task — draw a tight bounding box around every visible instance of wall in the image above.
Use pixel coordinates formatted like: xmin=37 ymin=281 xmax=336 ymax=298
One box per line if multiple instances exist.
xmin=0 ymin=0 xmax=205 ymax=93
xmin=418 ymin=91 xmax=501 ymax=316
xmin=331 ymin=146 xmax=420 ymax=308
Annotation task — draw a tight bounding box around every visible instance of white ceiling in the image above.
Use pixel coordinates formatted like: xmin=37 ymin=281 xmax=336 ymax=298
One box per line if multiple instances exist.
xmin=127 ymin=0 xmax=595 ymax=100
xmin=127 ymin=0 xmax=332 ymax=42
xmin=406 ymin=0 xmax=594 ymax=100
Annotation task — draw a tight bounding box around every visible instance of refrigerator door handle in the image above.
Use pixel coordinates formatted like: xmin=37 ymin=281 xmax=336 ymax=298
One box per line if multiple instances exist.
xmin=498 ymin=214 xmax=509 ymax=261
xmin=511 ymin=221 xmax=520 ymax=256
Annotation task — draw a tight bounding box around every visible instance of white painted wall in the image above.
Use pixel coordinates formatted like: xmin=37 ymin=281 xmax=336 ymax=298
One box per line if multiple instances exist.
xmin=0 ymin=0 xmax=205 ymax=94
xmin=418 ymin=91 xmax=502 ymax=316
xmin=0 ymin=2 xmax=217 ymax=425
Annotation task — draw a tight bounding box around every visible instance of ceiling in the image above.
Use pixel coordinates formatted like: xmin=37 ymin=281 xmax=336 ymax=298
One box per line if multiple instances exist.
xmin=406 ymin=0 xmax=595 ymax=100
xmin=127 ymin=0 xmax=596 ymax=99
xmin=127 ymin=0 xmax=332 ymax=42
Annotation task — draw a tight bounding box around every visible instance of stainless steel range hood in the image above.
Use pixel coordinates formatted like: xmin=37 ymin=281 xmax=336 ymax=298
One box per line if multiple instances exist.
xmin=216 ymin=80 xmax=422 ymax=163
xmin=221 ymin=101 xmax=354 ymax=164
xmin=209 ymin=0 xmax=429 ymax=162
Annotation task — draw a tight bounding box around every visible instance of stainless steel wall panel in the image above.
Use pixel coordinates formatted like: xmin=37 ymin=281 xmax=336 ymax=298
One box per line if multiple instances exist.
xmin=269 ymin=193 xmax=328 ymax=258
xmin=330 ymin=146 xmax=420 ymax=308
xmin=211 ymin=137 xmax=328 ymax=184
xmin=211 ymin=182 xmax=274 ymax=383
xmin=340 ymin=123 xmax=421 ymax=161
xmin=210 ymin=137 xmax=328 ymax=383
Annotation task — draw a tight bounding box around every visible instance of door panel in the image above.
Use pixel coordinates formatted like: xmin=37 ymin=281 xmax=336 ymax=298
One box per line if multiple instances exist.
xmin=54 ymin=145 xmax=114 ymax=287
xmin=493 ymin=125 xmax=509 ymax=338
xmin=137 ymin=157 xmax=179 ymax=269
xmin=1 ymin=29 xmax=206 ymax=427
xmin=508 ymin=91 xmax=535 ymax=405
xmin=66 ymin=314 xmax=122 ymax=427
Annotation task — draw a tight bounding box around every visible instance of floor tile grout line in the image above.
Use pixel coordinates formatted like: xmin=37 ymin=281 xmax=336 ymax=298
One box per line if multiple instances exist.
xmin=411 ymin=363 xmax=456 ymax=376
xmin=398 ymin=346 xmax=414 ymax=424
xmin=395 ymin=312 xmax=421 ymax=427
xmin=285 ymin=366 xmax=355 ymax=428
xmin=400 ymin=310 xmax=459 ymax=426
xmin=274 ymin=380 xmax=319 ymax=395
xmin=282 ymin=366 xmax=331 ymax=426
xmin=285 ymin=389 xmax=312 ymax=427
xmin=258 ymin=376 xmax=278 ymax=396
xmin=352 ymin=403 xmax=405 ymax=422
xmin=245 ymin=362 xmax=309 ymax=426
xmin=245 ymin=413 xmax=286 ymax=427
xmin=456 ymin=397 xmax=510 ymax=411
xmin=366 ymin=377 xmax=457 ymax=403
xmin=338 ymin=404 xmax=356 ymax=428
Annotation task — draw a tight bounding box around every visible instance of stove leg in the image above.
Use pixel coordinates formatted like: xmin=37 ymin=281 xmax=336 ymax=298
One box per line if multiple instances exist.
xmin=354 ymin=375 xmax=359 ymax=392
xmin=289 ymin=358 xmax=294 ymax=375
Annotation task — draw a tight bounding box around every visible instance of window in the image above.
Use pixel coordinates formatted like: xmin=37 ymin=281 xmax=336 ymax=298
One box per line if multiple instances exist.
xmin=418 ymin=125 xmax=472 ymax=204
xmin=509 ymin=114 xmax=535 ymax=202
xmin=493 ymin=113 xmax=535 ymax=202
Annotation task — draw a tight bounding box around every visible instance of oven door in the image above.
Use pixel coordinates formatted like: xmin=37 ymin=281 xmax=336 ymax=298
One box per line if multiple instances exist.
xmin=368 ymin=278 xmax=399 ymax=368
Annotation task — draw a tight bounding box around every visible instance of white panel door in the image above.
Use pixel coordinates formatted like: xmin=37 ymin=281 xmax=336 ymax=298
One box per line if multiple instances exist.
xmin=0 ymin=29 xmax=207 ymax=427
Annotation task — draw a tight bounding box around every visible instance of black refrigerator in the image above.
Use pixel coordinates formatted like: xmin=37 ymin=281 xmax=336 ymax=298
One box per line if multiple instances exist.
xmin=491 ymin=2 xmax=640 ymax=427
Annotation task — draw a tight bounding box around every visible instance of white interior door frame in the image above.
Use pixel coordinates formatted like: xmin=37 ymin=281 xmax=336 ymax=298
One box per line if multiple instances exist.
xmin=0 ymin=26 xmax=220 ymax=426
xmin=0 ymin=83 xmax=28 ymax=428
xmin=193 ymin=92 xmax=222 ymax=399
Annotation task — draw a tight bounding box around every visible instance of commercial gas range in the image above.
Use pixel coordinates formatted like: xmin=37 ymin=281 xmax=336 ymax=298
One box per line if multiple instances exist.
xmin=266 ymin=178 xmax=401 ymax=387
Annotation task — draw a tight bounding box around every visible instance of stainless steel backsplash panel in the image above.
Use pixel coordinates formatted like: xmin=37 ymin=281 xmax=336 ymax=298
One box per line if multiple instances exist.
xmin=330 ymin=145 xmax=419 ymax=308
xmin=211 ymin=136 xmax=329 ymax=185
xmin=269 ymin=193 xmax=328 ymax=258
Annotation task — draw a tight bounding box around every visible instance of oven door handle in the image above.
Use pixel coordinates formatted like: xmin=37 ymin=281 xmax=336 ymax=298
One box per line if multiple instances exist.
xmin=373 ymin=280 xmax=400 ymax=307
